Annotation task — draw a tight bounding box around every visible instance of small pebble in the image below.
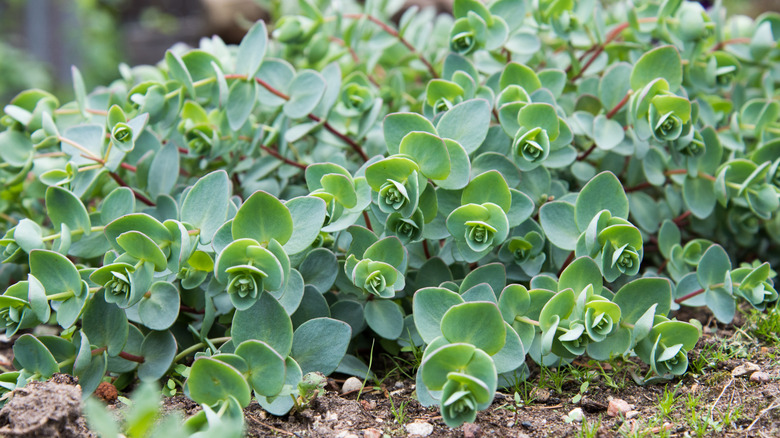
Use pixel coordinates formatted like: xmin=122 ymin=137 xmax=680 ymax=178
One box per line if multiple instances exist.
xmin=607 ymin=398 xmax=632 ymax=417
xmin=405 ymin=420 xmax=434 ymax=436
xmin=342 ymin=377 xmax=363 ymax=394
xmin=751 ymin=371 xmax=771 ymax=383
xmin=566 ymin=407 xmax=585 ymax=423
xmin=363 ymin=427 xmax=382 ymax=438
xmin=521 ymin=421 xmax=532 ymax=429
xmin=530 ymin=388 xmax=550 ymax=403
xmin=626 ymin=410 xmax=640 ymax=419
xmin=394 ymin=381 xmax=404 ymax=388
xmin=325 ymin=411 xmax=338 ymax=422
xmin=462 ymin=423 xmax=481 ymax=438
xmin=506 ymin=421 xmax=515 ymax=428
xmin=731 ymin=362 xmax=761 ymax=377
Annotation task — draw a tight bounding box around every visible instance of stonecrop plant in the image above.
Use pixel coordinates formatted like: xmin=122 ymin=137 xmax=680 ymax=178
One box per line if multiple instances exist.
xmin=0 ymin=0 xmax=778 ymax=432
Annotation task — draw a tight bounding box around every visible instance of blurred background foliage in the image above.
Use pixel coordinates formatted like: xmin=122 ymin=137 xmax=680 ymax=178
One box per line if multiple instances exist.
xmin=0 ymin=0 xmax=777 ymax=104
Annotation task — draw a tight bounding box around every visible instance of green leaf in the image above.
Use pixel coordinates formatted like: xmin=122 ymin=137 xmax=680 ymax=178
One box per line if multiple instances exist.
xmin=235 ymin=20 xmax=268 ymax=77
xmin=71 ymin=66 xmax=88 ymax=118
xmin=137 ymin=330 xmax=177 ymax=381
xmin=138 ymin=281 xmax=180 ymax=331
xmin=383 ymin=112 xmax=437 ymax=156
xmin=630 ymin=45 xmax=682 ymax=91
xmin=235 ymin=340 xmax=286 ymax=397
xmin=399 ymin=132 xmax=451 ymax=180
xmin=299 ymin=248 xmax=338 ymax=293
xmin=413 ymin=287 xmax=465 ymax=344
xmin=226 ymin=79 xmax=258 ymax=130
xmin=105 ymin=214 xmax=171 ymax=251
xmin=460 ymin=263 xmax=506 ymax=296
xmin=575 ymin=171 xmax=629 ymax=231
xmin=283 ymin=196 xmax=327 ymax=255
xmin=539 ymin=201 xmax=578 ymax=250
xmin=101 ymin=187 xmax=136 ymax=225
xmin=612 ymin=278 xmax=672 ymax=324
xmin=682 ymin=177 xmax=716 ymax=219
xmin=518 ymin=103 xmax=559 ymax=141
xmin=181 ymin=170 xmax=230 ymax=244
xmin=284 ymin=70 xmax=326 ymax=119
xmin=436 ymin=99 xmax=492 ymax=154
xmin=365 ymin=299 xmax=404 ymax=340
xmin=14 ymin=334 xmax=58 ymax=378
xmin=147 ymin=142 xmax=180 ymax=199
xmin=500 ymin=62 xmax=541 ymax=93
xmin=432 ymin=139 xmax=471 ymax=190
xmin=29 ymin=250 xmax=81 ymax=297
xmin=82 ymin=291 xmax=128 ymax=357
xmin=697 ymin=244 xmax=731 ymax=289
xmin=116 ymin=231 xmax=168 ymax=271
xmin=498 ymin=284 xmax=530 ymax=323
xmin=539 ymin=288 xmax=575 ymax=331
xmin=232 ymin=291 xmax=293 ymax=357
xmin=291 ymin=317 xmax=351 ymax=375
xmin=592 ymin=115 xmax=624 ymax=150
xmin=165 ymin=51 xmax=195 ymax=98
xmin=188 ymin=357 xmax=251 ymax=407
xmin=558 ymin=257 xmax=602 ymax=295
xmin=233 ymin=191 xmax=293 ymax=245
xmin=462 ymin=171 xmax=512 ymax=213
xmin=45 ymin=186 xmax=91 ymax=236
xmin=441 ymin=302 xmax=506 ymax=355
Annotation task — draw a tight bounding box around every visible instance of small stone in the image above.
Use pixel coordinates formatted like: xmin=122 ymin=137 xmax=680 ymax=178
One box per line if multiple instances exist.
xmin=731 ymin=362 xmax=761 ymax=377
xmin=530 ymin=387 xmax=550 ymax=403
xmin=462 ymin=422 xmax=481 ymax=438
xmin=567 ymin=407 xmax=585 ymax=423
xmin=506 ymin=421 xmax=515 ymax=428
xmin=521 ymin=421 xmax=532 ymax=429
xmin=360 ymin=399 xmax=376 ymax=410
xmin=626 ymin=410 xmax=640 ymax=419
xmin=395 ymin=381 xmax=404 ymax=389
xmin=363 ymin=427 xmax=382 ymax=438
xmin=325 ymin=411 xmax=338 ymax=422
xmin=750 ymin=371 xmax=771 ymax=383
xmin=607 ymin=398 xmax=632 ymax=417
xmin=342 ymin=377 xmax=363 ymax=394
xmin=405 ymin=420 xmax=434 ymax=436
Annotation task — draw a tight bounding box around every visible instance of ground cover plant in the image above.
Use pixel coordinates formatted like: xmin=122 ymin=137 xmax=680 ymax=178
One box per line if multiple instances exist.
xmin=0 ymin=0 xmax=778 ymax=435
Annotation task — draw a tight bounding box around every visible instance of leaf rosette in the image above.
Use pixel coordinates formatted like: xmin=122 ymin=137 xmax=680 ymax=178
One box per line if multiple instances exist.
xmin=345 ymin=255 xmax=403 ymax=299
xmin=386 ymin=209 xmax=424 ymax=244
xmin=446 ymin=203 xmax=509 ymax=262
xmin=730 ymin=262 xmax=778 ymax=310
xmin=419 ymin=343 xmax=497 ymax=428
xmin=648 ymin=95 xmax=691 ymax=142
xmin=90 ymin=262 xmax=145 ymax=308
xmin=499 ymin=231 xmax=546 ymax=276
xmin=449 ymin=17 xmax=483 ymax=55
xmin=635 ymin=320 xmax=699 ymax=377
xmin=366 ymin=156 xmax=425 ymax=218
xmin=512 ymin=127 xmax=550 ymax=170
xmin=272 ymin=15 xmax=319 ymax=45
xmin=0 ymin=281 xmax=40 ymax=336
xmin=336 ymin=72 xmax=375 ymax=117
xmin=558 ymin=320 xmax=588 ymax=355
xmin=583 ymin=298 xmax=621 ymax=342
xmin=215 ymin=238 xmax=286 ymax=311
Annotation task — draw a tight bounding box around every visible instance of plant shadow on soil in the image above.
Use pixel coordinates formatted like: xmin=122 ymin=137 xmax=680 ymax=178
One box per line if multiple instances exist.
xmin=0 ymin=304 xmax=779 ymax=438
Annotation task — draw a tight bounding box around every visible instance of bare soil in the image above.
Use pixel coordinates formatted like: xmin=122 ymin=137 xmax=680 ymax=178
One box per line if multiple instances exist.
xmin=0 ymin=308 xmax=777 ymax=438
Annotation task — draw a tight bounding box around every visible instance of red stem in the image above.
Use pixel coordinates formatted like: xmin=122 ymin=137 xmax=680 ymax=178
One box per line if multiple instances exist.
xmin=571 ymin=18 xmax=656 ymax=81
xmin=557 ymin=251 xmax=576 ymax=277
xmin=91 ymin=347 xmax=146 ymax=363
xmin=577 ymin=144 xmax=597 ymax=161
xmin=259 ymin=145 xmax=307 ymax=169
xmin=109 ymin=172 xmax=155 ymax=206
xmin=675 ymin=288 xmax=705 ymax=304
xmin=362 ymin=210 xmax=373 ymax=232
xmin=673 ymin=210 xmax=692 ymax=227
xmin=606 ymin=92 xmax=631 ymax=119
xmin=422 ymin=240 xmax=431 ymax=259
xmin=343 ymin=14 xmax=438 ymax=78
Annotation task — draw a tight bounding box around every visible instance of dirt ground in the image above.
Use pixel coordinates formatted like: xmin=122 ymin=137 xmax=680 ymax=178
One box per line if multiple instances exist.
xmin=0 ymin=306 xmax=778 ymax=437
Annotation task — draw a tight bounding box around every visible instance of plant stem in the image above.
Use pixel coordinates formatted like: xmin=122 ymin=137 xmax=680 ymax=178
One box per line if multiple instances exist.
xmin=259 ymin=144 xmax=307 ymax=169
xmin=515 ymin=315 xmax=540 ymax=327
xmin=362 ymin=210 xmax=373 ymax=232
xmin=342 ymin=14 xmax=438 ymax=79
xmin=90 ymin=347 xmax=146 ymax=363
xmin=41 ymin=225 xmax=105 ymax=242
xmin=606 ymin=91 xmax=632 ymax=119
xmin=571 ymin=17 xmax=657 ymax=81
xmin=173 ymin=336 xmax=231 ymax=363
xmin=108 ymin=172 xmax=156 ymax=206
xmin=577 ymin=143 xmax=597 ymax=161
xmin=558 ymin=251 xmax=575 ymax=276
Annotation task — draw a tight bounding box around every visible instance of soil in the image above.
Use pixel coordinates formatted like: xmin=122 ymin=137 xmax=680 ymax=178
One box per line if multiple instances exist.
xmin=0 ymin=307 xmax=778 ymax=437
